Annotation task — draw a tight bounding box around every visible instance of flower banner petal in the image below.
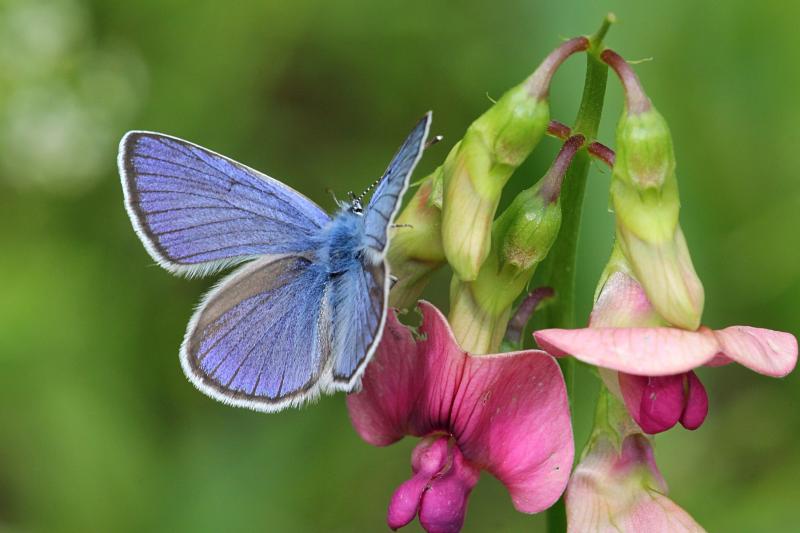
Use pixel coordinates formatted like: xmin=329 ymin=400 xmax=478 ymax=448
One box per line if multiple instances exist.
xmin=713 ymin=326 xmax=797 ymax=378
xmin=534 ymin=327 xmax=718 ymax=376
xmin=451 ymin=355 xmax=573 ymax=512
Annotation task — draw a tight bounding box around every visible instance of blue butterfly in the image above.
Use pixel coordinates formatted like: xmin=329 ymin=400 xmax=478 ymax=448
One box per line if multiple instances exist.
xmin=118 ymin=112 xmax=432 ymax=412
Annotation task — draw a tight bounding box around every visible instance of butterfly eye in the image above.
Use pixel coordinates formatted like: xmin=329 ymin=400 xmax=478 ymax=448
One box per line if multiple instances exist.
xmin=347 ymin=191 xmax=364 ymax=215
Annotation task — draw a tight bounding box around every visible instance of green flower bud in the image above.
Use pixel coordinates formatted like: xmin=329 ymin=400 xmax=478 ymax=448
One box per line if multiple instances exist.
xmin=614 ymin=107 xmax=675 ymax=190
xmin=448 ymin=136 xmax=583 ymax=353
xmin=603 ymin=49 xmax=705 ymax=330
xmin=442 ymin=37 xmax=588 ymax=281
xmin=387 ymin=172 xmax=446 ymax=309
xmin=614 ymin=220 xmax=704 ymax=330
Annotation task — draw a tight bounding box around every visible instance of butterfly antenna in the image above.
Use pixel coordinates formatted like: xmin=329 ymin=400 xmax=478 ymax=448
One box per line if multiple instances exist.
xmin=356 ymin=177 xmax=382 ymax=202
xmin=326 ymin=187 xmax=340 ymax=205
xmin=425 ymin=134 xmax=444 ymax=150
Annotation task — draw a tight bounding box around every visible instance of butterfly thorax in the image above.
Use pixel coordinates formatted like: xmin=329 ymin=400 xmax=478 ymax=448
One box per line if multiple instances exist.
xmin=315 ymin=210 xmax=366 ymax=274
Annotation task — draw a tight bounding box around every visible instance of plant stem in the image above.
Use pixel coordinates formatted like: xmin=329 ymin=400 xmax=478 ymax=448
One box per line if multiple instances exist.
xmin=543 ymin=14 xmax=613 ymax=533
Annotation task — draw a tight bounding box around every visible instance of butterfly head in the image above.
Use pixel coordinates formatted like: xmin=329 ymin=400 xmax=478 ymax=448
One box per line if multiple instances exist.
xmin=347 ymin=191 xmax=364 ymax=216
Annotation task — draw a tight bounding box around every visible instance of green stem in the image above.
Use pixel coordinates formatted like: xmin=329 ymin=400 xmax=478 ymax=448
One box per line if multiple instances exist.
xmin=543 ymin=14 xmax=613 ymax=533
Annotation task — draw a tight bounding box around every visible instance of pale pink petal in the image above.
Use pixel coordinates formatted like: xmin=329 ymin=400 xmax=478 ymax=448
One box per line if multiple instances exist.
xmin=451 ymin=349 xmax=573 ymax=513
xmin=567 ymin=434 xmax=705 ymax=533
xmin=535 ymin=324 xmax=798 ymax=379
xmin=615 ymin=492 xmax=706 ymax=533
xmin=590 ymin=271 xmax=665 ymax=328
xmin=704 ymin=353 xmax=733 ymax=367
xmin=714 ymin=326 xmax=798 ymax=377
xmin=679 ymin=371 xmax=708 ymax=430
xmin=534 ymin=327 xmax=718 ymax=376
xmin=388 ymin=437 xmax=449 ymax=530
xmin=619 ymin=373 xmax=683 ymax=434
xmin=417 ymin=443 xmax=480 ymax=533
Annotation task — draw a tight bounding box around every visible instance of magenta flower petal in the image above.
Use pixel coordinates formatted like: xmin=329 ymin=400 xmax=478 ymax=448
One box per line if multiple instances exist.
xmin=713 ymin=326 xmax=798 ymax=377
xmin=417 ymin=442 xmax=480 ymax=533
xmin=347 ymin=308 xmax=420 ymax=446
xmin=679 ymin=371 xmax=708 ymax=430
xmin=619 ymin=373 xmax=684 ymax=434
xmin=618 ymin=371 xmax=709 ymax=434
xmin=348 ymin=301 xmax=574 ymax=523
xmin=451 ymin=349 xmax=574 ymax=513
xmin=388 ymin=437 xmax=450 ymax=530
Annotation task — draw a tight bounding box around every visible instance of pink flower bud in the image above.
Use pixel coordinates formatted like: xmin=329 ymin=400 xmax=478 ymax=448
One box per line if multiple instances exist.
xmin=568 ymin=432 xmax=705 ymax=532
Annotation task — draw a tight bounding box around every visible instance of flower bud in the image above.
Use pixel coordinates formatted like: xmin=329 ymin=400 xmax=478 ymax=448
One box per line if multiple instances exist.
xmin=566 ymin=388 xmax=705 ymax=532
xmin=442 ymin=38 xmax=587 ymax=281
xmin=448 ymin=136 xmax=583 ymax=353
xmin=388 ymin=174 xmax=446 ymax=309
xmin=615 ymin=218 xmax=705 ymax=330
xmin=602 ymin=49 xmax=704 ymax=330
xmin=614 ymin=106 xmax=674 ymax=189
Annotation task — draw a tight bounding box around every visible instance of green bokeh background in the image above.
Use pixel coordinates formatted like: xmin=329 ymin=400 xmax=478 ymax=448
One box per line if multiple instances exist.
xmin=1 ymin=1 xmax=798 ymax=531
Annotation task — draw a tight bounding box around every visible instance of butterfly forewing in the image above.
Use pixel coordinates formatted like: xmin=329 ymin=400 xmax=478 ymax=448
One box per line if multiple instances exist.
xmin=181 ymin=255 xmax=332 ymax=411
xmin=119 ymin=132 xmax=330 ymax=276
xmin=362 ymin=112 xmax=431 ymax=255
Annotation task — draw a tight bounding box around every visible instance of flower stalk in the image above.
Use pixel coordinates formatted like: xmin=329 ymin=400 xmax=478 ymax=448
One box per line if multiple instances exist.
xmin=540 ymin=15 xmax=614 ymax=532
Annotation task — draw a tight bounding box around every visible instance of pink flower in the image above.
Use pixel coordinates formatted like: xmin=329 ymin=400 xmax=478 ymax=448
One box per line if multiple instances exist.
xmin=347 ymin=302 xmax=573 ymax=533
xmin=568 ymin=429 xmax=705 ymax=532
xmin=534 ymin=271 xmax=797 ymax=434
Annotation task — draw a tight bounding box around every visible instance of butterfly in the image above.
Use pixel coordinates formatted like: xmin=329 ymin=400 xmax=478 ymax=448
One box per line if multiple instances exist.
xmin=118 ymin=112 xmax=431 ymax=412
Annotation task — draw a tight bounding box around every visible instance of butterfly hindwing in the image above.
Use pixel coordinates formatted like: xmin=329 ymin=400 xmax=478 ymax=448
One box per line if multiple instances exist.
xmin=181 ymin=254 xmax=332 ymax=412
xmin=330 ymin=260 xmax=387 ymax=388
xmin=119 ymin=132 xmax=330 ymax=276
xmin=362 ymin=112 xmax=431 ymax=255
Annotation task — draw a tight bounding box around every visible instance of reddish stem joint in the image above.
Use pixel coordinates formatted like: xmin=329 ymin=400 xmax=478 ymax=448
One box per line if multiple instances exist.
xmin=546 ymin=120 xmax=615 ymax=168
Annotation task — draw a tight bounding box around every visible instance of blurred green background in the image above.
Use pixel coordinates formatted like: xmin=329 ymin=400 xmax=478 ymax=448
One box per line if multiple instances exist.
xmin=1 ymin=0 xmax=798 ymax=531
